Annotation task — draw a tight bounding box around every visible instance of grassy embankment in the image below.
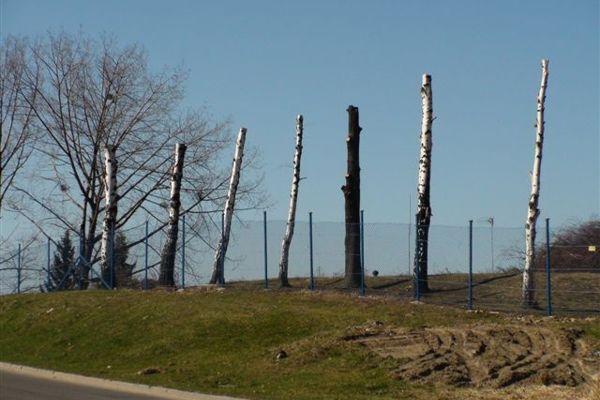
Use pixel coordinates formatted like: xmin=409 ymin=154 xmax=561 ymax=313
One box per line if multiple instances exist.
xmin=1 ymin=286 xmax=598 ymax=400
xmin=239 ymin=271 xmax=600 ymax=314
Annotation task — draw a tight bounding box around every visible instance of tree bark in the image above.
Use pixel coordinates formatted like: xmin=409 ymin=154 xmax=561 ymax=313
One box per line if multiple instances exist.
xmin=159 ymin=143 xmax=187 ymax=287
xmin=523 ymin=59 xmax=549 ymax=307
xmin=278 ymin=115 xmax=304 ymax=287
xmin=342 ymin=106 xmax=362 ymax=288
xmin=100 ymin=145 xmax=118 ymax=287
xmin=210 ymin=128 xmax=247 ymax=284
xmin=414 ymin=74 xmax=433 ymax=294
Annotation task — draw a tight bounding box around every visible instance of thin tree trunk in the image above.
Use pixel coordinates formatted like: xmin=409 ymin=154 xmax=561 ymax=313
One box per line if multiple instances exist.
xmin=278 ymin=115 xmax=304 ymax=287
xmin=523 ymin=59 xmax=549 ymax=307
xmin=81 ymin=213 xmax=98 ymax=288
xmin=414 ymin=74 xmax=433 ymax=294
xmin=210 ymin=128 xmax=247 ymax=284
xmin=342 ymin=106 xmax=361 ymax=288
xmin=159 ymin=143 xmax=187 ymax=287
xmin=77 ymin=201 xmax=88 ymax=289
xmin=100 ymin=145 xmax=118 ymax=286
xmin=80 ymin=154 xmax=102 ymax=289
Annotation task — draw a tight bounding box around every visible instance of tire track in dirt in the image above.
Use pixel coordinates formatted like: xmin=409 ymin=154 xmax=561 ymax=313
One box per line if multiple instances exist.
xmin=345 ymin=322 xmax=599 ymax=389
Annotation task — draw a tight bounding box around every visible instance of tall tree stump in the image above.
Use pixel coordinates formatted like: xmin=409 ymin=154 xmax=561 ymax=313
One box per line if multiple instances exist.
xmin=342 ymin=106 xmax=362 ymax=288
xmin=415 ymin=74 xmax=433 ymax=295
xmin=159 ymin=143 xmax=187 ymax=287
xmin=523 ymin=59 xmax=549 ymax=307
xmin=278 ymin=115 xmax=304 ymax=287
xmin=210 ymin=128 xmax=247 ymax=284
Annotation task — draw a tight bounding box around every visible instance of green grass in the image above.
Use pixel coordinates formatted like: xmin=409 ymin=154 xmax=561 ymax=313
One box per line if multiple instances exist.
xmin=0 ymin=288 xmax=597 ymax=399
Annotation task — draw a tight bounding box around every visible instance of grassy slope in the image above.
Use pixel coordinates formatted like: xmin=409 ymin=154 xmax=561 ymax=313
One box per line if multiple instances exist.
xmin=243 ymin=272 xmax=600 ymax=315
xmin=0 ymin=289 xmax=598 ymax=400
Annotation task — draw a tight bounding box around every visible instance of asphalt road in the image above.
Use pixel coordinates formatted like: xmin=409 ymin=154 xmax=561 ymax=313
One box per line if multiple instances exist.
xmin=0 ymin=369 xmax=176 ymax=400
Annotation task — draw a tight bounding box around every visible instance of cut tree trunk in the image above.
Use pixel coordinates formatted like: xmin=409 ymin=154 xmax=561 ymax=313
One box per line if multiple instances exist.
xmin=210 ymin=128 xmax=247 ymax=284
xmin=414 ymin=74 xmax=433 ymax=294
xmin=523 ymin=59 xmax=549 ymax=307
xmin=342 ymin=106 xmax=362 ymax=288
xmin=159 ymin=143 xmax=187 ymax=287
xmin=100 ymin=145 xmax=118 ymax=287
xmin=278 ymin=115 xmax=304 ymax=287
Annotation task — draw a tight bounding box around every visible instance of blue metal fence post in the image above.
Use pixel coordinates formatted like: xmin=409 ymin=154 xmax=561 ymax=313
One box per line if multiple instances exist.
xmin=545 ymin=218 xmax=552 ymax=316
xmin=46 ymin=237 xmax=52 ymax=291
xmin=263 ymin=210 xmax=268 ymax=289
xmin=144 ymin=220 xmax=149 ymax=290
xmin=309 ymin=211 xmax=314 ymax=290
xmin=414 ymin=214 xmax=420 ymax=301
xmin=468 ymin=220 xmax=473 ymax=310
xmin=17 ymin=243 xmax=22 ymax=294
xmin=360 ymin=210 xmax=365 ymax=297
xmin=181 ymin=214 xmax=186 ymax=289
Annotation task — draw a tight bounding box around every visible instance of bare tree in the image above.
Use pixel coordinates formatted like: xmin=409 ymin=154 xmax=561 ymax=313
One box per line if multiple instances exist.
xmin=210 ymin=128 xmax=247 ymax=284
xmin=10 ymin=32 xmax=238 ymax=287
xmin=342 ymin=106 xmax=362 ymax=288
xmin=278 ymin=115 xmax=304 ymax=287
xmin=159 ymin=143 xmax=186 ymax=287
xmin=414 ymin=74 xmax=433 ymax=294
xmin=523 ymin=59 xmax=549 ymax=307
xmin=0 ymin=37 xmax=38 ymax=215
xmin=535 ymin=218 xmax=599 ymax=272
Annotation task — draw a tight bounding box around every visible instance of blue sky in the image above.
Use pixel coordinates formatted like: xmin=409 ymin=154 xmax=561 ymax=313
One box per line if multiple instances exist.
xmin=2 ymin=0 xmax=598 ymax=227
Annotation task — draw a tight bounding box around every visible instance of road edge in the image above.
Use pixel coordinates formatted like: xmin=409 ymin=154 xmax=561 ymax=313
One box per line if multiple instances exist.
xmin=0 ymin=361 xmax=245 ymax=400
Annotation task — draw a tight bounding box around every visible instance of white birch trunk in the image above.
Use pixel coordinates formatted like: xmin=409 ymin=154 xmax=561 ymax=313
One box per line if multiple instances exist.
xmin=414 ymin=74 xmax=433 ymax=293
xmin=159 ymin=143 xmax=187 ymax=287
xmin=522 ymin=59 xmax=549 ymax=306
xmin=210 ymin=128 xmax=247 ymax=284
xmin=100 ymin=145 xmax=118 ymax=287
xmin=278 ymin=115 xmax=304 ymax=287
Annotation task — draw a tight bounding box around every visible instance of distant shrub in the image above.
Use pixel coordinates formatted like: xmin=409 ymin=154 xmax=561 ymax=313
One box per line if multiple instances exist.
xmin=536 ymin=218 xmax=599 ymax=272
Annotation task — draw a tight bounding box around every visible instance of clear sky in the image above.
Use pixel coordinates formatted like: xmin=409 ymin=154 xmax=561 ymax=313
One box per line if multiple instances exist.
xmin=2 ymin=0 xmax=599 ymax=227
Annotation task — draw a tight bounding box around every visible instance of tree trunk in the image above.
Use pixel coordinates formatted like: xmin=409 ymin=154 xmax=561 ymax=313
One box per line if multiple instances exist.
xmin=414 ymin=74 xmax=433 ymax=294
xmin=523 ymin=59 xmax=549 ymax=307
xmin=100 ymin=145 xmax=118 ymax=287
xmin=278 ymin=115 xmax=304 ymax=287
xmin=342 ymin=106 xmax=362 ymax=288
xmin=159 ymin=143 xmax=187 ymax=287
xmin=210 ymin=128 xmax=247 ymax=284
xmin=80 ymin=214 xmax=98 ymax=289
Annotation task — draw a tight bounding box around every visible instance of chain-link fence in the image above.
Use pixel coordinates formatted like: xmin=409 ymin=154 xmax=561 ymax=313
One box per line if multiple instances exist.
xmin=1 ymin=214 xmax=598 ymax=316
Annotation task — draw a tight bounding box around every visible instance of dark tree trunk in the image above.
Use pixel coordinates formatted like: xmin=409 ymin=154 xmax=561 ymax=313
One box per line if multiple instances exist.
xmin=80 ymin=148 xmax=103 ymax=289
xmin=414 ymin=211 xmax=430 ymax=294
xmin=77 ymin=204 xmax=88 ymax=289
xmin=79 ymin=214 xmax=98 ymax=289
xmin=342 ymin=105 xmax=362 ymax=288
xmin=159 ymin=143 xmax=187 ymax=287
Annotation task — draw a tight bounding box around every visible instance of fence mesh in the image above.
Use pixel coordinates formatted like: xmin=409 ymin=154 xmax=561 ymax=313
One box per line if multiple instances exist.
xmin=1 ymin=217 xmax=598 ymax=316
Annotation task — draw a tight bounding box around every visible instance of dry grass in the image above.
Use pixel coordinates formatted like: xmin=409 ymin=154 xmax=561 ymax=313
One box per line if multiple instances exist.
xmin=231 ymin=271 xmax=600 ymax=315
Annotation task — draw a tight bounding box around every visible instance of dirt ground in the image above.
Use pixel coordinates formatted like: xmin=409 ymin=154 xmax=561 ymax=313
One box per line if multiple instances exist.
xmin=345 ymin=320 xmax=600 ymax=398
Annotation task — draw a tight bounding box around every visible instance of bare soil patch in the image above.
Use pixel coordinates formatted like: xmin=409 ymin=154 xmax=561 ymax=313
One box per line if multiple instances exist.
xmin=346 ymin=321 xmax=600 ymax=389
